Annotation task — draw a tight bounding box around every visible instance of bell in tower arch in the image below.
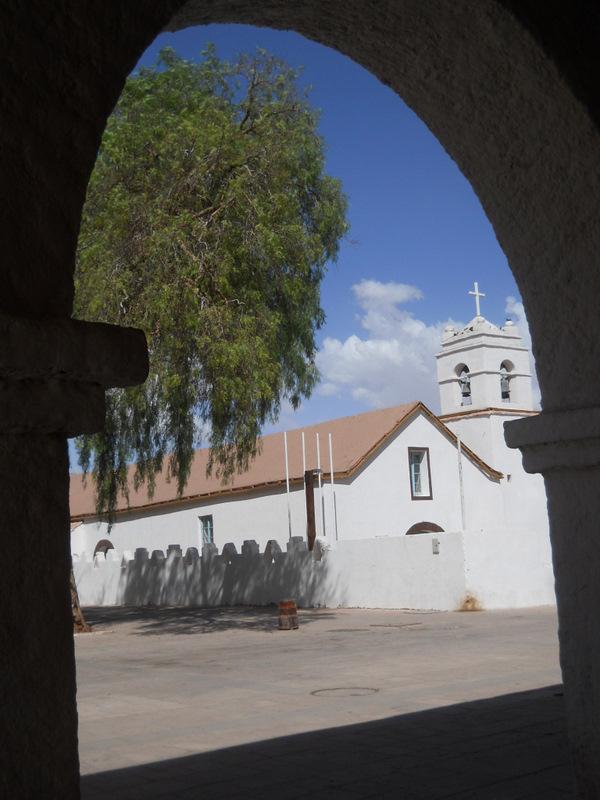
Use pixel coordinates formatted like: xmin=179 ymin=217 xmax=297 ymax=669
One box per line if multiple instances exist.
xmin=458 ymin=365 xmax=472 ymax=405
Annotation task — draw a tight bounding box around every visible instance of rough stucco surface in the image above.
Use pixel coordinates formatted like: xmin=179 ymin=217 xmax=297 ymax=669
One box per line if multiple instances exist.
xmin=0 ymin=437 xmax=79 ymax=798
xmin=543 ymin=470 xmax=600 ymax=800
xmin=0 ymin=1 xmax=182 ymax=319
xmin=2 ymin=1 xmax=600 ymax=797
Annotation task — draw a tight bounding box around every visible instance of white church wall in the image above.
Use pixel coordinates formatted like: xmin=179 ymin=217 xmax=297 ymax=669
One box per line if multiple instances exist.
xmin=458 ymin=450 xmax=505 ymax=531
xmin=444 ymin=416 xmax=497 ymax=466
xmin=70 ymin=524 xmax=89 ymax=557
xmin=494 ymin=416 xmax=550 ymax=532
xmin=446 ymin=412 xmax=535 ymax=468
xmin=335 ymin=411 xmax=475 ymax=540
xmin=445 ymin=414 xmax=551 ymax=536
xmin=73 ymin=484 xmax=308 ymax=560
xmin=71 ymin=409 xmax=506 ymax=559
xmin=323 ymin=534 xmax=467 ymax=609
xmin=500 ymin=470 xmax=549 ymax=532
xmin=462 ymin=525 xmax=555 ymax=609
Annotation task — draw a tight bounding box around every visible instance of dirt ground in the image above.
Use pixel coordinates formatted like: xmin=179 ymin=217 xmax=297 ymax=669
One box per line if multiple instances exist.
xmin=77 ymin=605 xmax=573 ymax=799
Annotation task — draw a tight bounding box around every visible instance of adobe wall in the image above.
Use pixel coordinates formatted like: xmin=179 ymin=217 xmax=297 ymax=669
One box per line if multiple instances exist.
xmin=0 ymin=438 xmax=80 ymax=798
xmin=73 ymin=530 xmax=555 ymax=612
xmin=73 ymin=535 xmax=464 ymax=610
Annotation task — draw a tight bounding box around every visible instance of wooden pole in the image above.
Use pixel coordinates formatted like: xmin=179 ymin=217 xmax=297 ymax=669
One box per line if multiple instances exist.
xmin=304 ymin=469 xmax=317 ymax=551
xmin=284 ymin=431 xmax=292 ymax=541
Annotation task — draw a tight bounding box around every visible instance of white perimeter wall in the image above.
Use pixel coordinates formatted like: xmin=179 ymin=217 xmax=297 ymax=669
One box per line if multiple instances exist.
xmin=74 ymin=527 xmax=555 ymax=612
xmin=73 ymin=534 xmax=467 ymax=610
xmin=463 ymin=526 xmax=555 ymax=608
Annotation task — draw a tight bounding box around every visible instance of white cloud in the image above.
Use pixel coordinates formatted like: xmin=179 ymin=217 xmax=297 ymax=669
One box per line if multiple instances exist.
xmin=317 ymin=382 xmax=340 ymax=397
xmin=505 ymin=296 xmax=541 ymax=408
xmin=353 ymin=279 xmax=423 ymax=307
xmin=316 ymin=280 xmax=454 ymax=412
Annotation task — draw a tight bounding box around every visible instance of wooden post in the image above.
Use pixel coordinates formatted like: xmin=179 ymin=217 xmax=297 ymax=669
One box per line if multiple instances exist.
xmin=278 ymin=599 xmax=299 ymax=630
xmin=304 ymin=469 xmax=316 ymax=551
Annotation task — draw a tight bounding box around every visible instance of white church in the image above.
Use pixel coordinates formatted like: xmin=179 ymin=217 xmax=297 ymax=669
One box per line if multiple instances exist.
xmin=71 ymin=285 xmax=556 ymax=611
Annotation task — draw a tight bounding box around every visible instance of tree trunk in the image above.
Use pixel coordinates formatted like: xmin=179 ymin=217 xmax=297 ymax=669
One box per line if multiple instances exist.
xmin=70 ymin=567 xmax=91 ymax=634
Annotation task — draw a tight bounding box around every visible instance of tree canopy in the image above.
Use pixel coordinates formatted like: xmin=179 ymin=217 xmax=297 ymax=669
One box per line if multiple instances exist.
xmin=74 ymin=46 xmax=348 ymax=517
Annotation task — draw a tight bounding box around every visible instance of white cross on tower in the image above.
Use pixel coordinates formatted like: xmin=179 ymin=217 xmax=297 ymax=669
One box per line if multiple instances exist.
xmin=468 ymin=281 xmax=486 ymax=318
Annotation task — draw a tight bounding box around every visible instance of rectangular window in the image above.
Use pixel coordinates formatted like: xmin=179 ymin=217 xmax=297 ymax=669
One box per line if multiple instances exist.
xmin=199 ymin=514 xmax=214 ymax=545
xmin=408 ymin=448 xmax=432 ymax=500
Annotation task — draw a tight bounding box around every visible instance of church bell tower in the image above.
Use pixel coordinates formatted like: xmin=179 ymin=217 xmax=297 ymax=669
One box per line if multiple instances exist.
xmin=436 ymin=282 xmax=535 ymax=465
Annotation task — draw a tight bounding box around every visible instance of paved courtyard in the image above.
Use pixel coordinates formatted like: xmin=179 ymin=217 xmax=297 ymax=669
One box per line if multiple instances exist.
xmin=76 ymin=605 xmax=574 ymax=799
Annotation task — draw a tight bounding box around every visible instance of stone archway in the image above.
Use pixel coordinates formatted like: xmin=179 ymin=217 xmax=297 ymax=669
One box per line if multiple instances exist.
xmin=2 ymin=2 xmax=600 ymax=798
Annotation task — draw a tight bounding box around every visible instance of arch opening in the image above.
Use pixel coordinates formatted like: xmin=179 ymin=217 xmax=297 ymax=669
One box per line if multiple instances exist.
xmin=456 ymin=364 xmax=472 ymax=406
xmin=500 ymin=360 xmax=514 ymax=402
xmin=61 ymin=4 xmax=584 ymax=792
xmin=93 ymin=539 xmax=114 ymax=557
xmin=406 ymin=521 xmax=445 ymax=535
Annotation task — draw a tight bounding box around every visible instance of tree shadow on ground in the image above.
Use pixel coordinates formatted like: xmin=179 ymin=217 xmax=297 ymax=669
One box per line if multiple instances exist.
xmin=82 ymin=605 xmax=336 ymax=635
xmin=80 ymin=685 xmax=574 ymax=799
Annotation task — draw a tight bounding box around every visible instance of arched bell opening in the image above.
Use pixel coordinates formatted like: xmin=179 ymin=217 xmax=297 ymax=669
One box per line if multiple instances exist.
xmin=455 ymin=363 xmax=472 ymax=407
xmin=500 ymin=359 xmax=515 ymax=403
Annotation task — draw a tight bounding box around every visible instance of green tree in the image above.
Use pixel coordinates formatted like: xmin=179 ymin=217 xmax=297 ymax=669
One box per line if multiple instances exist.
xmin=74 ymin=46 xmax=348 ymax=518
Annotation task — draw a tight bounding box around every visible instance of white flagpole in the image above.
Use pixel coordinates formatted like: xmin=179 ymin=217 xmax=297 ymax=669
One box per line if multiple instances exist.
xmin=328 ymin=432 xmax=339 ymax=542
xmin=284 ymin=431 xmax=292 ymax=541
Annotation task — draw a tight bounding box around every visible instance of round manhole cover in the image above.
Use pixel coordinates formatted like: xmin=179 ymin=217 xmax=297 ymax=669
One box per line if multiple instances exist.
xmin=311 ymin=687 xmax=379 ymax=698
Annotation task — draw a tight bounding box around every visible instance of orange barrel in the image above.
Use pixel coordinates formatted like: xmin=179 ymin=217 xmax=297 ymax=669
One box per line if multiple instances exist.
xmin=278 ymin=599 xmax=299 ymax=630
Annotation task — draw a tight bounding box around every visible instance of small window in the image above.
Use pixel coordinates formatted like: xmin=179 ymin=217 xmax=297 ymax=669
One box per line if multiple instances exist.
xmin=199 ymin=514 xmax=214 ymax=545
xmin=408 ymin=448 xmax=433 ymax=500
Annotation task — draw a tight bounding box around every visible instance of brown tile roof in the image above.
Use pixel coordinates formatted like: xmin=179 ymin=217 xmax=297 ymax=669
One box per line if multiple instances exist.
xmin=70 ymin=401 xmax=502 ymax=520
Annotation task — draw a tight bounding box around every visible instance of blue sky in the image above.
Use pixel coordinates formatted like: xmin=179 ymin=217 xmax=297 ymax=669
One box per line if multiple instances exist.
xmin=71 ymin=24 xmax=532 ymax=465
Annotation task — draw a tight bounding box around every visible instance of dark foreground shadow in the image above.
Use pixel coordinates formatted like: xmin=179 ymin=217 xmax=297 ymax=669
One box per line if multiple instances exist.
xmin=82 ymin=605 xmax=336 ymax=635
xmin=81 ymin=685 xmax=574 ymax=800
